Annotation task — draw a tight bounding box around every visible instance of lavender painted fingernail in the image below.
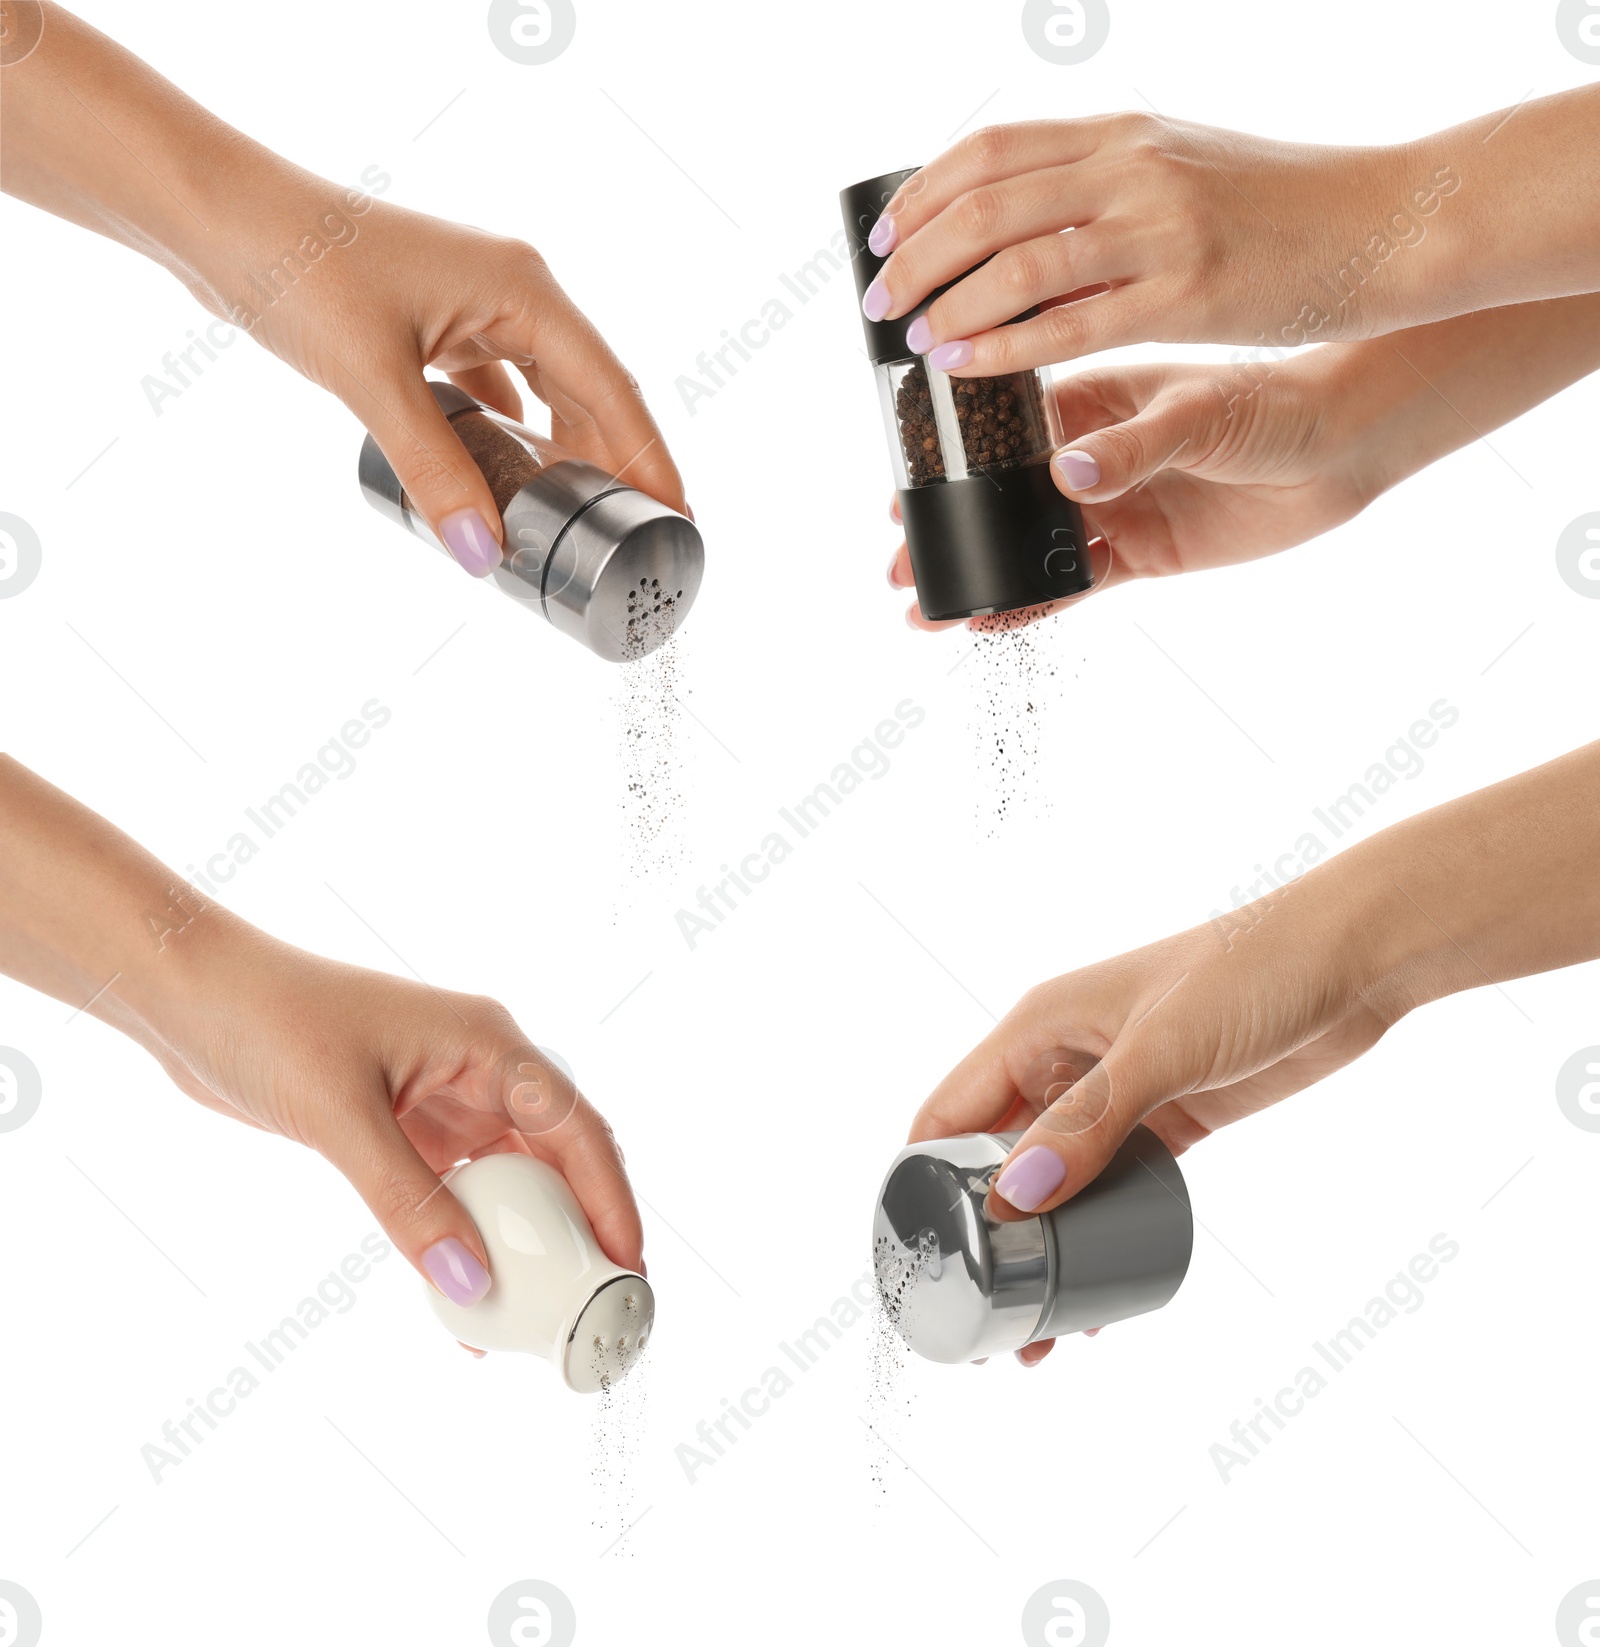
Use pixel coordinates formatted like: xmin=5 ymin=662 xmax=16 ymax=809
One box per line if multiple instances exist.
xmin=905 ymin=314 xmax=934 ymax=355
xmin=862 ymin=276 xmax=892 ymax=323
xmin=1053 ymin=450 xmax=1101 ymax=493
xmin=868 ymin=214 xmax=898 ymax=256
xmin=438 ymin=508 xmax=501 ymax=577
xmin=927 ymin=339 xmax=974 ymax=372
xmin=995 ymin=1145 xmax=1065 ymax=1211
xmin=422 ymin=1237 xmax=490 ymax=1306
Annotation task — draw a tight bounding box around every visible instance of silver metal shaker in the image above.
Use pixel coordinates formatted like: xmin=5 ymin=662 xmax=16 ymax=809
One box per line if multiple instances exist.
xmin=872 ymin=1126 xmax=1193 ymax=1362
xmin=357 ymin=382 xmax=704 ymax=663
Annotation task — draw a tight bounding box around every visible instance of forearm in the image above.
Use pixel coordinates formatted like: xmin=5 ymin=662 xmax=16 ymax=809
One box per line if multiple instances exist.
xmin=0 ymin=754 xmax=255 ymax=1053
xmin=1330 ymin=741 xmax=1600 ymax=1016
xmin=1403 ymin=87 xmax=1600 ymax=321
xmin=1311 ymin=292 xmax=1600 ymax=503
xmin=0 ymin=5 xmax=337 ymax=311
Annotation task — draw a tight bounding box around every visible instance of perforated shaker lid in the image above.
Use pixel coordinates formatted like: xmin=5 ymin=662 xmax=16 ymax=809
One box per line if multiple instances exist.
xmin=539 ymin=489 xmax=704 ymax=664
xmin=872 ymin=1133 xmax=1052 ymax=1363
xmin=561 ymin=1273 xmax=655 ymax=1394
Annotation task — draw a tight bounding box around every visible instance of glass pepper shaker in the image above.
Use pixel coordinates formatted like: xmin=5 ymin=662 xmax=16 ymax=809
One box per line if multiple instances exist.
xmin=358 ymin=381 xmax=703 ymax=663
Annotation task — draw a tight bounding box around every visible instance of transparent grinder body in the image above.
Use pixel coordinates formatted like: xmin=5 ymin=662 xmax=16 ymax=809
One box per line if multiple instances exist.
xmin=357 ymin=382 xmax=703 ymax=662
xmin=841 ymin=167 xmax=1094 ymax=622
xmin=872 ymin=1127 xmax=1193 ymax=1363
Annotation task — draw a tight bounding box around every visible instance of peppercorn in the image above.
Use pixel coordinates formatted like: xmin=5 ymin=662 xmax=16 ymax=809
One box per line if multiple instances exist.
xmin=893 ymin=362 xmax=1051 ymax=486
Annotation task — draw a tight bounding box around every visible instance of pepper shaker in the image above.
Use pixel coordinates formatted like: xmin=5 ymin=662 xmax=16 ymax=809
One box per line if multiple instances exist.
xmin=872 ymin=1126 xmax=1192 ymax=1363
xmin=841 ymin=167 xmax=1094 ymax=621
xmin=358 ymin=382 xmax=704 ymax=663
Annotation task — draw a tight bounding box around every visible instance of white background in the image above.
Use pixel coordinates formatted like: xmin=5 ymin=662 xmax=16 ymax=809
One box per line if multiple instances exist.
xmin=2 ymin=2 xmax=1598 ymax=1643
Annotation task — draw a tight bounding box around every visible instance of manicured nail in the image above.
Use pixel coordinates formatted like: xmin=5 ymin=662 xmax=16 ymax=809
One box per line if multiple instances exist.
xmin=868 ymin=214 xmax=898 ymax=256
xmin=887 ymin=550 xmax=902 ymax=588
xmin=970 ymin=1357 xmax=989 ymax=1366
xmin=905 ymin=314 xmax=934 ymax=355
xmin=438 ymin=508 xmax=501 ymax=578
xmin=1083 ymin=1327 xmax=1102 ymax=1338
xmin=1053 ymin=449 xmax=1101 ymax=493
xmin=422 ymin=1238 xmax=490 ymax=1306
xmin=905 ymin=605 xmax=925 ymax=630
xmin=995 ymin=1145 xmax=1066 ymax=1212
xmin=1016 ymin=1347 xmax=1043 ymax=1368
xmin=861 ymin=276 xmax=891 ymax=323
xmin=927 ymin=339 xmax=974 ymax=372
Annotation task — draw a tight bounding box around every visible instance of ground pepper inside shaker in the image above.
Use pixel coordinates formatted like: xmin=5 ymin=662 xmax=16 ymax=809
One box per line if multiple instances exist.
xmin=357 ymin=382 xmax=704 ymax=663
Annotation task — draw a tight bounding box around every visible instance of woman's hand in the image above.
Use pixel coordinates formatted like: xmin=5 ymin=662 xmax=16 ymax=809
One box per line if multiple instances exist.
xmin=0 ymin=756 xmax=644 ymax=1351
xmin=892 ymin=349 xmax=1370 ymax=630
xmin=151 ymin=928 xmax=644 ymax=1331
xmin=906 ymin=855 xmax=1399 ymax=1362
xmin=905 ymin=737 xmax=1600 ymax=1365
xmin=1 ymin=4 xmax=687 ymax=578
xmin=194 ymin=185 xmax=688 ymax=576
xmin=866 ymin=90 xmax=1600 ymax=378
xmin=862 ymin=114 xmax=1438 ymax=375
xmin=891 ymin=293 xmax=1600 ymax=631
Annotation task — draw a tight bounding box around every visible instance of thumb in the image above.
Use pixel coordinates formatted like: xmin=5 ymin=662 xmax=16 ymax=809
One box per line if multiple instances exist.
xmin=343 ymin=365 xmax=505 ymax=578
xmin=986 ymin=1031 xmax=1188 ymax=1222
xmin=320 ymin=1095 xmax=492 ymax=1310
xmin=1049 ymin=388 xmax=1224 ymax=506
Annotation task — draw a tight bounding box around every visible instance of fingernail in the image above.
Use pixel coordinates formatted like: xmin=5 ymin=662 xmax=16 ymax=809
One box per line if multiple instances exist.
xmin=927 ymin=339 xmax=974 ymax=372
xmin=887 ymin=550 xmax=902 ymax=588
xmin=1016 ymin=1348 xmax=1042 ymax=1368
xmin=638 ymin=1256 xmax=648 ymax=1279
xmin=422 ymin=1238 xmax=490 ymax=1306
xmin=994 ymin=1145 xmax=1066 ymax=1212
xmin=904 ymin=604 xmax=925 ymax=630
xmin=868 ymin=214 xmax=898 ymax=256
xmin=684 ymin=504 xmax=696 ymax=524
xmin=1053 ymin=449 xmax=1101 ymax=493
xmin=905 ymin=314 xmax=934 ymax=355
xmin=970 ymin=1357 xmax=989 ymax=1366
xmin=438 ymin=508 xmax=502 ymax=577
xmin=862 ymin=276 xmax=892 ymax=323
xmin=1083 ymin=1327 xmax=1102 ymax=1338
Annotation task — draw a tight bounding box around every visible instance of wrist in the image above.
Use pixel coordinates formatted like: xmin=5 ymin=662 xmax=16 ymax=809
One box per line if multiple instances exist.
xmin=1381 ymin=133 xmax=1472 ymax=325
xmin=167 ymin=151 xmax=364 ymax=326
xmin=1308 ymin=826 xmax=1474 ymax=1025
xmin=112 ymin=890 xmax=271 ymax=1059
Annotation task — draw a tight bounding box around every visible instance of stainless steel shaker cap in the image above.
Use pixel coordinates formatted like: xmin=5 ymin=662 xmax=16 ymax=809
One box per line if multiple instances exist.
xmin=357 ymin=382 xmax=703 ymax=663
xmin=873 ymin=1127 xmax=1193 ymax=1364
xmin=500 ymin=483 xmax=704 ymax=664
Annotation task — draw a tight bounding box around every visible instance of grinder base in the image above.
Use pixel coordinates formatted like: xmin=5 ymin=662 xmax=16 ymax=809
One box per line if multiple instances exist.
xmin=899 ymin=462 xmax=1093 ymax=622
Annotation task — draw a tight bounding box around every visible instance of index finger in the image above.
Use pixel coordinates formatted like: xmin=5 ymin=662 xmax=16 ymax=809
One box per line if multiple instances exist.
xmin=908 ymin=1032 xmax=1026 ymax=1143
xmin=877 ymin=120 xmax=1105 ymax=251
xmin=480 ymin=260 xmax=688 ymax=515
xmin=488 ymin=1047 xmax=646 ymax=1274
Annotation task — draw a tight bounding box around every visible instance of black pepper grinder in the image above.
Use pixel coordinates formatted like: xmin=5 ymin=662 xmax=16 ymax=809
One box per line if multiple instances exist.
xmin=841 ymin=168 xmax=1094 ymax=621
